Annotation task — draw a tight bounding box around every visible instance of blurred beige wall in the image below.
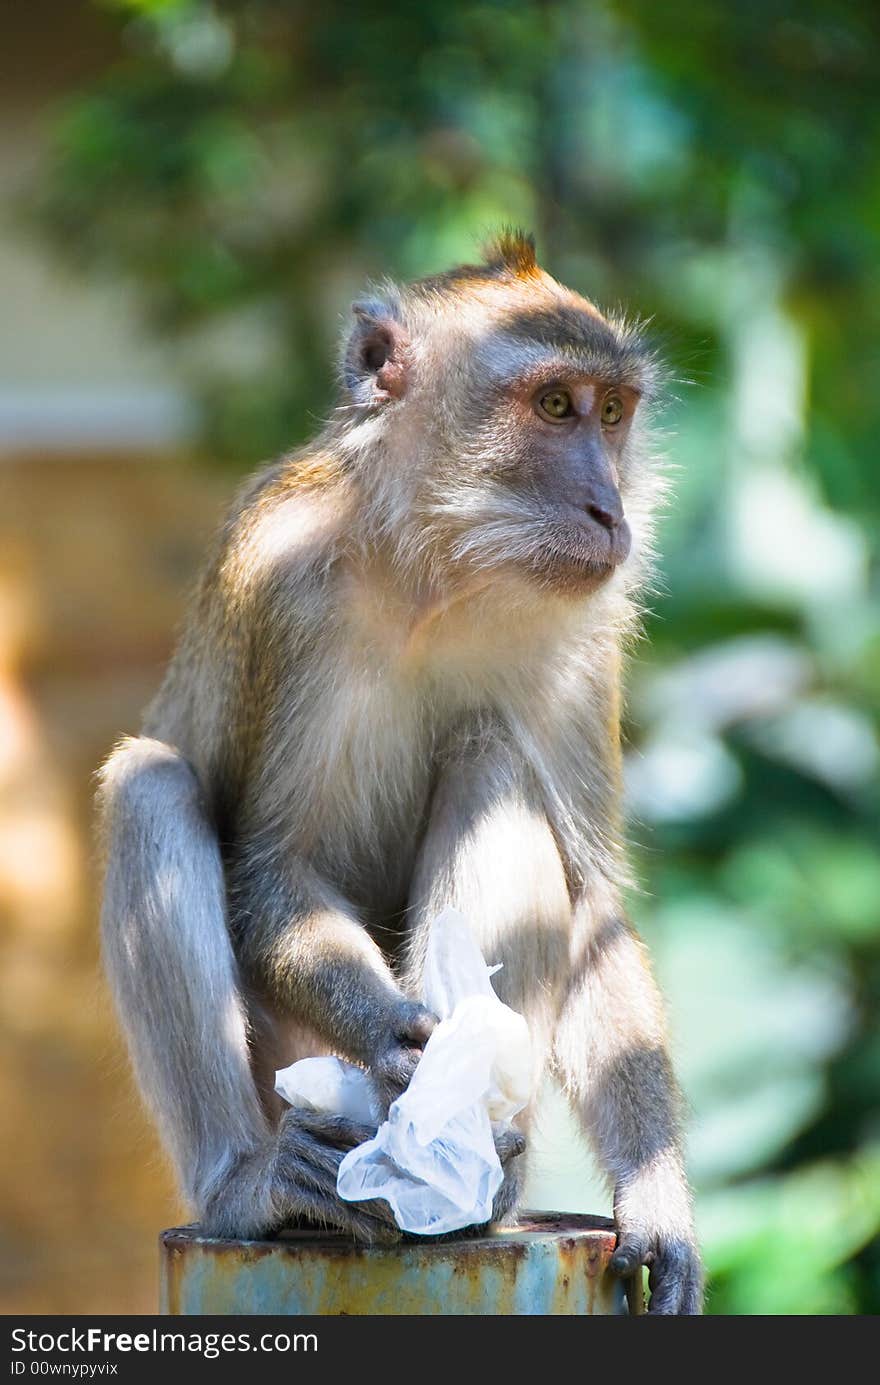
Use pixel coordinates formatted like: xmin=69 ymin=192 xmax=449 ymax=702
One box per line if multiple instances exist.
xmin=0 ymin=454 xmax=232 ymax=1313
xmin=0 ymin=3 xmax=224 ymax=1314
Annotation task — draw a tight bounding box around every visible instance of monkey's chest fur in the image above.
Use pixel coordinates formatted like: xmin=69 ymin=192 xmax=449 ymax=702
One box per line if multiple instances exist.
xmin=212 ymin=559 xmax=614 ymax=950
xmin=292 ymin=677 xmax=435 ymax=923
xmin=237 ymin=643 xmax=602 ymax=951
xmin=249 ymin=658 xmax=458 ymax=931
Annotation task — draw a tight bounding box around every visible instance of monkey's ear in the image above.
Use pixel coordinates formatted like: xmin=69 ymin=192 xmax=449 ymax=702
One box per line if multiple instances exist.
xmin=343 ymin=298 xmax=410 ymax=405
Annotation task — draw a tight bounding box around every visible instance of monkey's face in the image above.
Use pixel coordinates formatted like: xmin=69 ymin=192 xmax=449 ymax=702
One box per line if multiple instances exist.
xmin=342 ymin=253 xmax=656 ymax=602
xmin=419 ymin=296 xmax=653 ymax=598
xmin=470 ymin=367 xmax=636 ymax=592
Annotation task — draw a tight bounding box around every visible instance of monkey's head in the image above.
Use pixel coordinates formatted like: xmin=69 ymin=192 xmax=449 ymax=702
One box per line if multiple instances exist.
xmin=339 ymin=232 xmax=661 ymax=601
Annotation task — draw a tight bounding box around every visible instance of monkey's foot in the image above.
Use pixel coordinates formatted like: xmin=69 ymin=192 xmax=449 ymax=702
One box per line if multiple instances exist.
xmin=272 ymin=1108 xmax=401 ymax=1245
xmin=611 ymin=1231 xmax=702 ymax=1314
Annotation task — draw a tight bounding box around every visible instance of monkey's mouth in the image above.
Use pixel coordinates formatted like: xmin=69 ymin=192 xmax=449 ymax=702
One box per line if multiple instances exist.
xmin=528 ymin=514 xmax=632 ymax=587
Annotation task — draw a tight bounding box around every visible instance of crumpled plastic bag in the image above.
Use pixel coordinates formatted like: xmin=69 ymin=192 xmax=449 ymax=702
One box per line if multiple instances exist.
xmin=273 ymin=906 xmax=532 ymax=1236
xmin=274 ymin=1053 xmax=383 ymax=1128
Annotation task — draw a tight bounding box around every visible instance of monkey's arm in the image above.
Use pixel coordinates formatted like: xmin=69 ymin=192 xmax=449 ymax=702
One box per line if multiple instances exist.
xmin=400 ymin=725 xmax=575 ymax=1224
xmin=229 ymin=851 xmax=435 ymax=1107
xmin=553 ymin=910 xmax=703 ymax=1314
xmin=99 ymin=737 xmax=403 ymax=1243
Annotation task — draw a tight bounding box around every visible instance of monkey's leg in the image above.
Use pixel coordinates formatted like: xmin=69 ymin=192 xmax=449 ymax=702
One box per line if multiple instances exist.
xmin=98 ymin=737 xmax=398 ymax=1242
xmin=401 ymin=733 xmax=573 ymax=1223
xmin=552 ymin=911 xmax=703 ymax=1314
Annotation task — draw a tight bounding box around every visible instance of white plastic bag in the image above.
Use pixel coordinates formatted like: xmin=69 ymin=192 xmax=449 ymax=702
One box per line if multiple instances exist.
xmin=273 ymin=906 xmax=533 ymax=1236
xmin=274 ymin=1053 xmax=382 ymax=1127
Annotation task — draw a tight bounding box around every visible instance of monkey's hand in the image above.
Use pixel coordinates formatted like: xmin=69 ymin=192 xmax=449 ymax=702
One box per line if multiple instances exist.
xmin=366 ymin=998 xmax=437 ymax=1113
xmin=609 ymin=1167 xmax=704 ymax=1314
xmin=272 ymin=1107 xmax=401 ymax=1245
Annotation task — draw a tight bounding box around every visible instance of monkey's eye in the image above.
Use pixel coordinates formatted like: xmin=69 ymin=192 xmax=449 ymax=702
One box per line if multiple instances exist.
xmin=601 ymin=395 xmax=624 ymax=426
xmin=537 ymin=389 xmax=575 ymax=421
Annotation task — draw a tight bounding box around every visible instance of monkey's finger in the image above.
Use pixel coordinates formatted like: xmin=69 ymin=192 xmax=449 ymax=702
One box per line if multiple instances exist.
xmin=281 ymin=1165 xmax=396 ymax=1239
xmin=304 ymin=1167 xmax=400 ymax=1239
xmin=277 ymin=1113 xmax=366 ymax=1186
xmin=646 ymin=1275 xmax=683 ymax=1315
xmin=492 ymin=1127 xmax=527 ymax=1164
xmin=285 ymin=1121 xmax=400 ymax=1231
xmin=394 ymin=1001 xmax=438 ymax=1048
xmin=679 ymin=1265 xmax=704 ymax=1316
xmin=677 ymin=1259 xmax=704 ymax=1316
xmin=296 ymin=1189 xmax=400 ymax=1247
xmin=334 ymin=1195 xmax=401 ymax=1245
xmin=294 ymin=1109 xmax=377 ymax=1150
xmin=277 ymin=1139 xmax=400 ymax=1242
xmin=372 ymin=1044 xmax=423 ymax=1106
xmin=347 ymin=1193 xmax=401 ymax=1232
xmin=609 ymin=1230 xmax=650 ymax=1278
xmin=646 ymin=1244 xmax=690 ymax=1315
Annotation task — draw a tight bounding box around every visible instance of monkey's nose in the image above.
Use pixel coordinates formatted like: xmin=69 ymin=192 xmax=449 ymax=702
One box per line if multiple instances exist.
xmin=586 ymin=490 xmax=624 ymax=531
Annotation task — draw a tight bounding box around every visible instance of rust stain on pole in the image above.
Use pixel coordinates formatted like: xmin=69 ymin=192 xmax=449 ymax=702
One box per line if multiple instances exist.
xmin=160 ymin=1211 xmax=644 ymax=1315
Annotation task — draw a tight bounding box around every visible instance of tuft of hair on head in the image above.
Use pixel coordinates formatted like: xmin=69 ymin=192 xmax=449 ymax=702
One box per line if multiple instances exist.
xmin=483 ymin=228 xmax=540 ymax=279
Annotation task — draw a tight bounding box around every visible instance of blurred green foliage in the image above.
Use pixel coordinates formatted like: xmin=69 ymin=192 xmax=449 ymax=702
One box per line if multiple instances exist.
xmin=34 ymin=0 xmax=880 ymax=1313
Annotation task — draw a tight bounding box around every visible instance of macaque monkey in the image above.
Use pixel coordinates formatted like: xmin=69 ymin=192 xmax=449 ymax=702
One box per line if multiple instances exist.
xmin=98 ymin=232 xmax=703 ymax=1313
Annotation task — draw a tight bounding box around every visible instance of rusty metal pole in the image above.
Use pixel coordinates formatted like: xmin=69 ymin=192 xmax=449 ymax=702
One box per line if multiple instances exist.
xmin=160 ymin=1211 xmax=643 ymax=1315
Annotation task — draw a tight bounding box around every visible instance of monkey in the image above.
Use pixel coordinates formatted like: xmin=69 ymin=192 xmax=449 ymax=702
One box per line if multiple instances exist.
xmin=97 ymin=231 xmax=703 ymax=1314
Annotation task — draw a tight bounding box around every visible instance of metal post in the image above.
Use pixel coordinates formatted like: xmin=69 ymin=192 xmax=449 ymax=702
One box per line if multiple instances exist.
xmin=160 ymin=1211 xmax=643 ymax=1315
